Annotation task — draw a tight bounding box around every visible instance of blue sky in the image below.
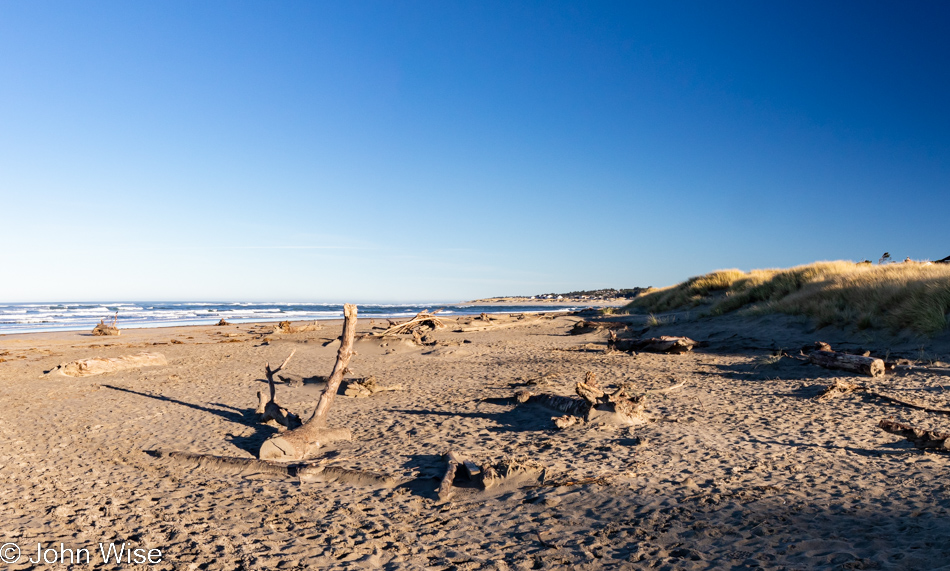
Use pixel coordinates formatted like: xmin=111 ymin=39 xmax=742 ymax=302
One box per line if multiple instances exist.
xmin=1 ymin=1 xmax=948 ymax=302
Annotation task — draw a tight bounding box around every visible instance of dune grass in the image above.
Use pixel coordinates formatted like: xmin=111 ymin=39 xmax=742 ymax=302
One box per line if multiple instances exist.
xmin=625 ymin=261 xmax=950 ymax=336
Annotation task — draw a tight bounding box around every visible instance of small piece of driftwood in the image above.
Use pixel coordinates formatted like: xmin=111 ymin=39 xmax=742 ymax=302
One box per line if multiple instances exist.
xmin=437 ymin=451 xmax=463 ymax=502
xmin=809 ymin=350 xmax=885 ymax=377
xmin=878 ymin=418 xmax=950 ymax=451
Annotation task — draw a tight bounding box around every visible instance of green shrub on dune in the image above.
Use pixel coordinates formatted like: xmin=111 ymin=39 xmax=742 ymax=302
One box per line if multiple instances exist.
xmin=626 ymin=261 xmax=950 ymax=336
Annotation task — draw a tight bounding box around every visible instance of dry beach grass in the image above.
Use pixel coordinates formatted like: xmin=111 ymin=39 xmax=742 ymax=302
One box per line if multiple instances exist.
xmin=626 ymin=261 xmax=950 ymax=336
xmin=1 ymin=306 xmax=949 ymax=569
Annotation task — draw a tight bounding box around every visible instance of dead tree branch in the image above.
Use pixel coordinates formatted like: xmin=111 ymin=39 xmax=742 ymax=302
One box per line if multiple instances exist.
xmin=259 ymin=304 xmax=358 ymax=461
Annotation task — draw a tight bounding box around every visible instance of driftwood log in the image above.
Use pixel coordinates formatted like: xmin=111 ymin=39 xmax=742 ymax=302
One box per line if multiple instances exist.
xmin=259 ymin=304 xmax=358 ymax=461
xmin=256 ymin=349 xmax=302 ymax=429
xmin=343 ymin=376 xmax=403 ymax=398
xmin=437 ymin=451 xmax=463 ymax=502
xmin=272 ymin=320 xmax=321 ymax=334
xmin=608 ymin=333 xmax=698 ymax=354
xmin=878 ymin=419 xmax=950 ymax=451
xmin=376 ymin=310 xmax=446 ymax=336
xmin=570 ymin=320 xmax=628 ymax=335
xmin=809 ymin=350 xmax=885 ymax=377
xmin=46 ymin=352 xmax=167 ymax=377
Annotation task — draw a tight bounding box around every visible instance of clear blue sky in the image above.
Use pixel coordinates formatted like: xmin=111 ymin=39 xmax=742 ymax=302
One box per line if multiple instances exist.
xmin=2 ymin=1 xmax=948 ymax=302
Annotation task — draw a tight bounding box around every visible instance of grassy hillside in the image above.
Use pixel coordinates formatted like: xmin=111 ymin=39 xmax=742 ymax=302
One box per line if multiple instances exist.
xmin=624 ymin=261 xmax=950 ymax=336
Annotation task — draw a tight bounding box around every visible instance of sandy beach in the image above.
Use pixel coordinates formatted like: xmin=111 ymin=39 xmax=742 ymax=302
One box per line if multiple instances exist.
xmin=1 ymin=309 xmax=949 ymax=570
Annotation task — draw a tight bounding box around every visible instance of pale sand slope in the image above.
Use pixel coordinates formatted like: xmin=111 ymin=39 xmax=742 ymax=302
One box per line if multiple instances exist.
xmin=0 ymin=313 xmax=949 ymax=570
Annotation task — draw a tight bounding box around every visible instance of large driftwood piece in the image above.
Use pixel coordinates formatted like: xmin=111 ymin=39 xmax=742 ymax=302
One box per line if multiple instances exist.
xmin=607 ymin=333 xmax=697 ymax=354
xmin=259 ymin=304 xmax=358 ymax=461
xmin=256 ymin=349 xmax=302 ymax=429
xmin=92 ymin=313 xmax=120 ymax=336
xmin=809 ymin=350 xmax=885 ymax=377
xmin=878 ymin=419 xmax=950 ymax=451
xmin=456 ymin=316 xmax=541 ymax=333
xmin=47 ymin=352 xmax=167 ymax=377
xmin=272 ymin=320 xmax=322 ymax=334
xmin=343 ymin=376 xmax=403 ymax=398
xmin=437 ymin=451 xmax=462 ymax=502
xmin=517 ymin=372 xmax=658 ymax=428
xmin=376 ymin=310 xmax=446 ymax=336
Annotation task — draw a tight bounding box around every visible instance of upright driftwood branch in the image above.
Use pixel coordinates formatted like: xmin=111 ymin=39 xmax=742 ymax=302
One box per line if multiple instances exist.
xmin=257 ymin=349 xmax=301 ymax=429
xmin=259 ymin=304 xmax=358 ymax=461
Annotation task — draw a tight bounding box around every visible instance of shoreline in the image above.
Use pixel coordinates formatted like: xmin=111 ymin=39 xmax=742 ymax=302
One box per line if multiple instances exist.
xmin=0 ymin=302 xmax=589 ymax=337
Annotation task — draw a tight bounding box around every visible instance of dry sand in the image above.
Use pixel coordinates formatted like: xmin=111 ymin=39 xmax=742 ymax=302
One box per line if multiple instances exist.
xmin=1 ymin=310 xmax=949 ymax=570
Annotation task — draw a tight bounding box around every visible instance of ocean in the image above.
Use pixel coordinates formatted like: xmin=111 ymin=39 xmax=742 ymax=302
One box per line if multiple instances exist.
xmin=0 ymin=302 xmax=583 ymax=335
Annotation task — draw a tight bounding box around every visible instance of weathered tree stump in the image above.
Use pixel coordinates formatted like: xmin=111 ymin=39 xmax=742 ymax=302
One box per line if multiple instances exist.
xmin=809 ymin=350 xmax=885 ymax=377
xmin=259 ymin=304 xmax=358 ymax=461
xmin=517 ymin=372 xmax=650 ymax=428
xmin=92 ymin=313 xmax=120 ymax=336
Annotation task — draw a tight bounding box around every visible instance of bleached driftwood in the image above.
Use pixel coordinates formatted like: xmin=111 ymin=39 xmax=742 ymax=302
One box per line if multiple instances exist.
xmin=517 ymin=372 xmax=666 ymax=428
xmin=47 ymin=352 xmax=167 ymax=377
xmin=809 ymin=350 xmax=885 ymax=377
xmin=455 ymin=316 xmax=541 ymax=333
xmin=256 ymin=349 xmax=302 ymax=429
xmin=437 ymin=451 xmax=463 ymax=502
xmin=570 ymin=320 xmax=628 ymax=335
xmin=259 ymin=304 xmax=358 ymax=461
xmin=814 ymin=378 xmax=864 ymax=402
xmin=92 ymin=313 xmax=120 ymax=336
xmin=376 ymin=310 xmax=446 ymax=336
xmin=272 ymin=320 xmax=321 ymax=334
xmin=878 ymin=419 xmax=950 ymax=451
xmin=607 ymin=333 xmax=698 ymax=354
xmin=481 ymin=456 xmax=545 ymax=490
xmin=343 ymin=376 xmax=403 ymax=398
